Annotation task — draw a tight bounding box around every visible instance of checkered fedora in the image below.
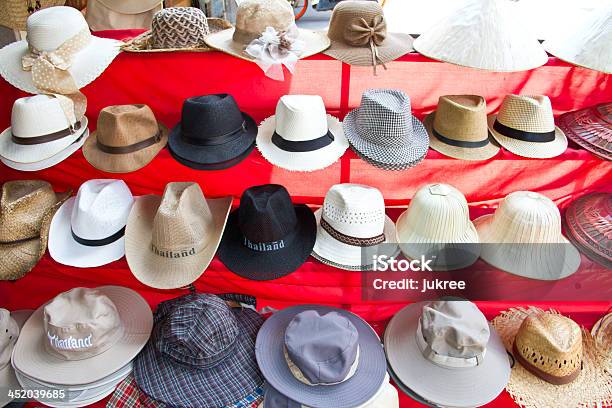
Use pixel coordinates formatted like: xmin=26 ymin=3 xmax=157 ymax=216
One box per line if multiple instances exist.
xmin=134 ymin=293 xmax=264 ymax=408
xmin=343 ymin=89 xmax=429 ymax=170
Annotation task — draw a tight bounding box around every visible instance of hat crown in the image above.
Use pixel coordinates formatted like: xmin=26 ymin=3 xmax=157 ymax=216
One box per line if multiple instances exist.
xmin=327 ymin=0 xmax=384 ymax=42
xmin=11 ymin=95 xmax=76 ymax=139
xmin=275 ymin=95 xmax=329 ymax=142
xmin=151 ymin=7 xmax=210 ymax=49
xmin=233 ymin=0 xmax=294 ymax=45
xmin=26 ymin=6 xmax=89 ymax=52
xmin=285 ymin=310 xmax=359 ymax=385
xmin=322 ymin=184 xmax=386 ymax=238
xmin=433 ymin=95 xmax=489 ymax=142
xmin=356 ymin=89 xmax=414 ymax=146
xmin=497 ymin=95 xmax=555 ymax=133
xmin=180 ymin=94 xmax=245 ymax=141
xmin=96 ymin=105 xmax=160 ymax=147
xmin=0 ymin=309 xmax=19 ymax=369
xmin=71 ymin=179 xmax=134 ymax=240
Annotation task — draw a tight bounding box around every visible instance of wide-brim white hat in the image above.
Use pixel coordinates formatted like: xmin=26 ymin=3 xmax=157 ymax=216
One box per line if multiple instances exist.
xmin=0 ymin=310 xmax=32 ymax=407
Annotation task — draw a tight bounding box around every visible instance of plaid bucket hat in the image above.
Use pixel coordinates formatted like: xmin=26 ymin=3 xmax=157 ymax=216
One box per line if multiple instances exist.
xmin=134 ymin=293 xmax=264 ymax=408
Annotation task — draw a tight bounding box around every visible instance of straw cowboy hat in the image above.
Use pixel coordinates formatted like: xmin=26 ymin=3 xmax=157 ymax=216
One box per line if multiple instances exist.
xmin=492 ymin=307 xmax=612 ymax=408
xmin=557 ymin=103 xmax=612 ymax=161
xmin=488 ymin=95 xmax=568 ymax=158
xmin=257 ymin=95 xmax=348 ymax=172
xmin=0 ymin=0 xmax=65 ymax=31
xmin=0 ymin=180 xmax=70 ymax=281
xmin=125 ymin=182 xmax=232 ymax=289
xmin=475 ymin=191 xmax=581 ymax=280
xmin=0 ymin=309 xmax=32 ymax=407
xmin=396 ymin=183 xmax=480 ymax=271
xmin=424 ymin=95 xmax=500 ymax=160
xmin=323 ymin=1 xmax=413 ymax=74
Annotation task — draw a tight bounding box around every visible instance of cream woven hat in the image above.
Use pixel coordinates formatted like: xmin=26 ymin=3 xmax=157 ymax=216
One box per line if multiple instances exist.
xmin=492 ymin=307 xmax=612 ymax=408
xmin=49 ymin=179 xmax=135 ymax=268
xmin=424 ymin=95 xmax=500 ymax=161
xmin=475 ymin=191 xmax=581 ymax=280
xmin=543 ymin=4 xmax=612 ymax=74
xmin=0 ymin=309 xmax=32 ymax=407
xmin=396 ymin=183 xmax=480 ymax=271
xmin=0 ymin=0 xmax=65 ymax=31
xmin=488 ymin=95 xmax=568 ymax=158
xmin=312 ymin=183 xmax=398 ymax=271
xmin=0 ymin=6 xmax=121 ymax=95
xmin=413 ymin=0 xmax=547 ymax=72
xmin=257 ymin=95 xmax=348 ymax=172
xmin=0 ymin=95 xmax=89 ymax=164
xmin=125 ymin=182 xmax=232 ymax=289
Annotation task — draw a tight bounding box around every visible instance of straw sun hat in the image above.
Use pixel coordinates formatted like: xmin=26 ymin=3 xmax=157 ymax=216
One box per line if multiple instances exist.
xmin=557 ymin=103 xmax=612 ymax=161
xmin=0 ymin=0 xmax=65 ymax=31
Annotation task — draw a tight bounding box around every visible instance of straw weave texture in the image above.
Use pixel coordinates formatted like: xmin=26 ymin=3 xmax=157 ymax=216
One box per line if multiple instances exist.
xmin=497 ymin=95 xmax=555 ymax=132
xmin=557 ymin=103 xmax=612 ymax=161
xmin=591 ymin=313 xmax=612 ymax=373
xmin=0 ymin=0 xmax=66 ymax=31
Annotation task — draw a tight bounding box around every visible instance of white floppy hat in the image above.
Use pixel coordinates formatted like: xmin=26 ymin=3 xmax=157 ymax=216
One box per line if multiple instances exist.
xmin=257 ymin=95 xmax=348 ymax=172
xmin=49 ymin=179 xmax=135 ymax=268
xmin=0 ymin=6 xmax=121 ymax=95
xmin=0 ymin=309 xmax=32 ymax=407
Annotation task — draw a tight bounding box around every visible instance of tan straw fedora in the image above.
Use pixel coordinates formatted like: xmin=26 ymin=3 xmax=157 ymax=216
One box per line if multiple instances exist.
xmin=0 ymin=180 xmax=70 ymax=281
xmin=488 ymin=95 xmax=568 ymax=158
xmin=424 ymin=95 xmax=500 ymax=161
xmin=492 ymin=307 xmax=612 ymax=408
xmin=125 ymin=182 xmax=232 ymax=289
xmin=0 ymin=0 xmax=65 ymax=31
xmin=83 ymin=104 xmax=168 ymax=173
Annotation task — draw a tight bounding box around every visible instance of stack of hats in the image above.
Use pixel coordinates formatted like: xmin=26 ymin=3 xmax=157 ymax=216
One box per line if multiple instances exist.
xmin=0 ymin=308 xmax=32 ymax=407
xmin=557 ymin=103 xmax=611 ymax=161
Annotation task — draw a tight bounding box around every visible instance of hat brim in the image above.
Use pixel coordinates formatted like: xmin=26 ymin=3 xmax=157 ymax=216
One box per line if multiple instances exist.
xmin=0 ymin=37 xmax=121 ymax=95
xmin=0 ymin=310 xmax=33 ymax=407
xmin=12 ymin=286 xmax=152 ymax=385
xmin=83 ymin=122 xmax=169 ymax=173
xmin=557 ymin=111 xmax=612 ymax=161
xmin=256 ymin=305 xmax=387 ymax=408
xmin=387 ymin=363 xmax=437 ymax=407
xmin=384 ymin=302 xmax=511 ymax=408
xmin=0 ymin=116 xmax=89 ymax=164
xmin=170 ymin=140 xmax=256 ymax=171
xmin=134 ymin=307 xmax=264 ymax=407
xmin=204 ymin=27 xmax=330 ymax=62
xmin=256 ymin=114 xmax=348 ymax=172
xmin=424 ymin=113 xmax=500 ymax=161
xmin=218 ymin=205 xmax=316 ymax=280
xmin=323 ymin=33 xmax=414 ymax=66
xmin=487 ymin=115 xmax=568 ymax=158
xmin=125 ymin=194 xmax=232 ymax=289
xmin=474 ymin=214 xmax=581 ymax=280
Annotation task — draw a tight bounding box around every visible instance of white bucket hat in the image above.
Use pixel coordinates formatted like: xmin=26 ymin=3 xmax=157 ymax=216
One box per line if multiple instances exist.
xmin=0 ymin=309 xmax=32 ymax=407
xmin=312 ymin=183 xmax=398 ymax=270
xmin=257 ymin=95 xmax=348 ymax=172
xmin=49 ymin=179 xmax=135 ymax=268
xmin=0 ymin=6 xmax=121 ymax=95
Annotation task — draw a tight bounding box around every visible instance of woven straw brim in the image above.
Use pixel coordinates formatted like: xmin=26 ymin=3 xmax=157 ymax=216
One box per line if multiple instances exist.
xmin=557 ymin=109 xmax=612 ymax=161
xmin=424 ymin=113 xmax=500 ymax=161
xmin=492 ymin=307 xmax=612 ymax=408
xmin=204 ymin=27 xmax=331 ymax=62
xmin=487 ymin=115 xmax=568 ymax=159
xmin=323 ymin=33 xmax=414 ymax=66
xmin=125 ymin=194 xmax=232 ymax=289
xmin=121 ymin=18 xmax=233 ymax=53
xmin=591 ymin=313 xmax=612 ymax=373
xmin=83 ymin=123 xmax=168 ymax=173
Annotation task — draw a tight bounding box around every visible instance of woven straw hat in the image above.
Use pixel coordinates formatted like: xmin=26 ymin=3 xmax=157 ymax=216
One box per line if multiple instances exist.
xmin=396 ymin=183 xmax=480 ymax=271
xmin=424 ymin=95 xmax=500 ymax=160
xmin=475 ymin=191 xmax=581 ymax=280
xmin=591 ymin=312 xmax=612 ymax=373
xmin=0 ymin=0 xmax=65 ymax=31
xmin=488 ymin=95 xmax=568 ymax=158
xmin=557 ymin=103 xmax=611 ymax=161
xmin=492 ymin=307 xmax=612 ymax=408
xmin=125 ymin=182 xmax=232 ymax=289
xmin=543 ymin=4 xmax=612 ymax=74
xmin=0 ymin=309 xmax=32 ymax=407
xmin=323 ymin=1 xmax=413 ymax=71
xmin=0 ymin=180 xmax=69 ymax=281
xmin=83 ymin=104 xmax=169 ymax=173
xmin=122 ymin=7 xmax=232 ymax=53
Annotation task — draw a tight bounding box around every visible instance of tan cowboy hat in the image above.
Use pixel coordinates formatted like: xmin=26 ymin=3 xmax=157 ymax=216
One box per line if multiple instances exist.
xmin=125 ymin=182 xmax=232 ymax=289
xmin=492 ymin=307 xmax=612 ymax=408
xmin=0 ymin=180 xmax=70 ymax=281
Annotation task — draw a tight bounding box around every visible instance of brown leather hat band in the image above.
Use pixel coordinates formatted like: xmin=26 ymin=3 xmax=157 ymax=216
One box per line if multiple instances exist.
xmin=96 ymin=130 xmax=162 ymax=155
xmin=12 ymin=121 xmax=82 ymax=145
xmin=512 ymin=342 xmax=581 ymax=385
xmin=320 ymin=217 xmax=385 ymax=247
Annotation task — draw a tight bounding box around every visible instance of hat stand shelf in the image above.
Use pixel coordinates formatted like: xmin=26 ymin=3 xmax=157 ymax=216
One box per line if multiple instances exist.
xmin=0 ymin=29 xmax=610 ymax=408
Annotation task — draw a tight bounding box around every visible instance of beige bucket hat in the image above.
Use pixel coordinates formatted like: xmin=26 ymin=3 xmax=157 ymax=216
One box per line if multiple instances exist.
xmin=488 ymin=95 xmax=568 ymax=158
xmin=125 ymin=182 xmax=232 ymax=289
xmin=0 ymin=180 xmax=70 ymax=281
xmin=424 ymin=95 xmax=500 ymax=160
xmin=492 ymin=307 xmax=612 ymax=408
xmin=0 ymin=309 xmax=32 ymax=407
xmin=83 ymin=104 xmax=169 ymax=173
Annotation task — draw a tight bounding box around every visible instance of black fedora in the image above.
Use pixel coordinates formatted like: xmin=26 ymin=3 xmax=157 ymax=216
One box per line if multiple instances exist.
xmin=168 ymin=94 xmax=257 ymax=169
xmin=218 ymin=184 xmax=316 ymax=280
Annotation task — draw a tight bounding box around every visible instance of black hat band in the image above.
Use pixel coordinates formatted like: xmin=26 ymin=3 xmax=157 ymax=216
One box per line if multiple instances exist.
xmin=182 ymin=121 xmax=247 ymax=147
xmin=433 ymin=128 xmax=490 ymax=149
xmin=493 ymin=120 xmax=555 ymax=143
xmin=271 ymin=130 xmax=334 ymax=153
xmin=71 ymin=226 xmax=125 ymax=247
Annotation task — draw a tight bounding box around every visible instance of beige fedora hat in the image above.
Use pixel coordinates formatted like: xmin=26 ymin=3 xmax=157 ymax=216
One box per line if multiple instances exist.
xmin=83 ymin=104 xmax=168 ymax=173
xmin=475 ymin=191 xmax=581 ymax=280
xmin=492 ymin=307 xmax=612 ymax=408
xmin=424 ymin=95 xmax=500 ymax=161
xmin=488 ymin=95 xmax=568 ymax=158
xmin=125 ymin=182 xmax=232 ymax=289
xmin=323 ymin=1 xmax=413 ymax=74
xmin=396 ymin=183 xmax=480 ymax=271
